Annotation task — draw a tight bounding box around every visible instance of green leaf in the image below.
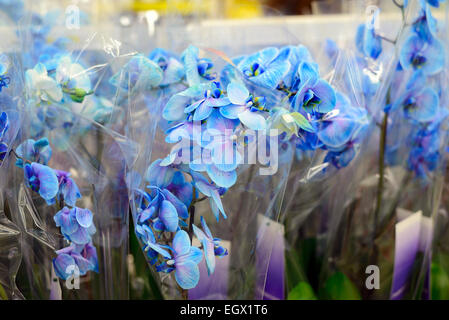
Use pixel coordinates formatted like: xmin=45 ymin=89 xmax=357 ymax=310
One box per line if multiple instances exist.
xmin=431 ymin=262 xmax=449 ymax=300
xmin=322 ymin=272 xmax=361 ymax=300
xmin=288 ymin=282 xmax=317 ymax=300
xmin=0 ymin=283 xmax=8 ymax=300
xmin=289 ymin=112 xmax=315 ymax=133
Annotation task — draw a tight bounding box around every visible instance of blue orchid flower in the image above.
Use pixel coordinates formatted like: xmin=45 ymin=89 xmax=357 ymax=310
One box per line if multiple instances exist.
xmin=15 ymin=138 xmax=52 ymax=167
xmin=413 ymin=0 xmax=446 ymax=8
xmin=135 ymin=223 xmax=171 ymax=265
xmin=53 ymin=242 xmax=98 ymax=280
xmin=145 ymin=159 xmax=177 ymax=188
xmin=168 ymin=230 xmax=203 ymax=290
xmin=181 ymin=45 xmax=216 ymax=86
xmin=166 ymin=171 xmax=193 ymax=208
xmin=292 ymin=130 xmax=323 ymax=152
xmin=278 ymin=45 xmax=315 ymax=90
xmin=54 ymin=207 xmax=96 ymax=245
xmin=24 ymin=162 xmax=59 ymax=204
xmin=55 ymin=170 xmax=81 ymax=207
xmin=165 ymin=120 xmax=195 ymax=145
xmin=324 ymin=144 xmax=359 ymax=169
xmin=163 ymin=83 xmax=210 ymax=121
xmin=291 ymin=62 xmax=336 ymax=114
xmin=191 ymin=171 xmax=227 ymax=222
xmin=0 ymin=142 xmax=7 ymax=164
xmin=0 ymin=111 xmax=9 ymax=140
xmin=163 ymin=114 xmax=240 ymax=189
xmin=198 ymin=110 xmax=241 ymax=188
xmin=399 ymin=33 xmax=445 ymax=75
xmin=136 ymin=186 xmax=186 ymax=233
xmin=407 ymin=126 xmax=441 ymax=178
xmin=408 ymin=146 xmax=439 ymax=178
xmin=413 ymin=5 xmax=438 ymax=42
xmin=110 ymin=54 xmax=163 ymax=92
xmin=237 ymin=47 xmax=291 ymax=90
xmin=37 ymin=44 xmax=66 ymax=71
xmin=193 ymin=216 xmax=228 ymax=275
xmin=317 ymin=93 xmax=368 ymax=150
xmin=220 ymin=82 xmax=267 ymax=130
xmin=183 ymin=82 xmax=230 ymax=121
xmin=0 ymin=54 xmax=11 ymax=92
xmin=391 ymin=82 xmax=438 ymax=123
xmin=355 ymin=20 xmax=382 ymax=59
xmin=149 ymin=48 xmax=185 ymax=86
xmin=56 ymin=56 xmax=92 ymax=103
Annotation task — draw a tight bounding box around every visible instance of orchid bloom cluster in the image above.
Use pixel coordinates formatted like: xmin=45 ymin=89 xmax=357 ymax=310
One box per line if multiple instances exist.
xmin=356 ymin=0 xmax=447 ymax=180
xmin=16 ymin=136 xmax=99 ymax=279
xmin=15 ymin=136 xmax=99 ymax=280
xmin=121 ymin=42 xmax=369 ymax=290
xmin=0 ymin=110 xmax=99 ymax=280
xmin=0 ymin=54 xmax=99 ymax=281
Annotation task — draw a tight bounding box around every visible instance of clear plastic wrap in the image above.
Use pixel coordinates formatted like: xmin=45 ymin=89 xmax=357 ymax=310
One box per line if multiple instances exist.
xmin=0 ymin=3 xmax=139 ymax=299
xmin=0 ymin=49 xmax=25 ymax=300
xmin=316 ymin=0 xmax=449 ymax=300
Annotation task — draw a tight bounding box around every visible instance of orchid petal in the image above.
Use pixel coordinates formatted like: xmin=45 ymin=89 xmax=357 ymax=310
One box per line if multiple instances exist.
xmin=175 ymin=260 xmax=200 ymax=289
xmin=159 ymin=200 xmax=179 ymax=232
xmin=75 ymin=208 xmax=93 ymax=229
xmin=53 ymin=254 xmax=76 ymax=280
xmin=206 ymin=165 xmax=237 ymax=188
xmin=238 ymin=109 xmax=266 ymax=130
xmin=173 ymin=230 xmax=191 ymax=256
xmin=227 ymin=82 xmax=249 ymax=105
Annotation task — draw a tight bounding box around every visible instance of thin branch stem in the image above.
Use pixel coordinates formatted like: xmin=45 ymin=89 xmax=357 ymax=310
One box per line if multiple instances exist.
xmin=188 ymin=186 xmax=197 ymax=241
xmin=373 ymin=110 xmax=389 ymax=244
xmin=379 ymin=35 xmax=396 ymax=44
xmin=195 ymin=196 xmax=208 ymax=203
xmin=9 ymin=148 xmax=31 ymax=165
xmin=392 ymin=0 xmax=404 ymax=9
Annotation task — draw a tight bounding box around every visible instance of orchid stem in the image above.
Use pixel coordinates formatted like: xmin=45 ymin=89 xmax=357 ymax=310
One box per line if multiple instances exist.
xmin=188 ymin=186 xmax=197 ymax=241
xmin=373 ymin=110 xmax=388 ymax=243
xmin=9 ymin=148 xmax=31 ymax=165
xmin=392 ymin=0 xmax=404 ymax=10
xmin=188 ymin=205 xmax=195 ymax=241
xmin=379 ymin=35 xmax=396 ymax=44
xmin=181 ymin=288 xmax=188 ymax=300
xmin=196 ymin=196 xmax=208 ymax=203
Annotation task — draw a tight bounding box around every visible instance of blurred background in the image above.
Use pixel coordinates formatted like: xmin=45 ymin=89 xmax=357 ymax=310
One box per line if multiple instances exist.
xmin=42 ymin=0 xmax=410 ymax=18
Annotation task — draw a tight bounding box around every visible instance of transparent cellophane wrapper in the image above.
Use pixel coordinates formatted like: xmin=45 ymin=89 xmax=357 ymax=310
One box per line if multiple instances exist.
xmin=122 ymin=3 xmax=380 ymax=299
xmin=8 ymin=112 xmax=138 ymax=300
xmin=289 ymin=1 xmax=449 ymax=300
xmin=281 ymin=47 xmax=376 ymax=299
xmin=122 ymin=8 xmax=323 ymax=299
xmin=5 ymin=7 xmax=140 ymax=299
xmin=127 ymin=98 xmax=296 ymax=300
xmin=0 ymin=51 xmax=26 ymax=300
